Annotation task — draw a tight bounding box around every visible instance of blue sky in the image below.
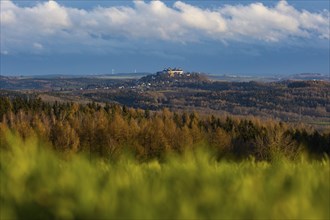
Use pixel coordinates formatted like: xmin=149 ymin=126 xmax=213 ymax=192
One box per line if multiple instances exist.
xmin=1 ymin=0 xmax=329 ymax=76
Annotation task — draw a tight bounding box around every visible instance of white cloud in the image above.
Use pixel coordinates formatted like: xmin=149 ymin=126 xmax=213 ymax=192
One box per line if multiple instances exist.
xmin=0 ymin=0 xmax=329 ymax=54
xmin=174 ymin=1 xmax=227 ymax=34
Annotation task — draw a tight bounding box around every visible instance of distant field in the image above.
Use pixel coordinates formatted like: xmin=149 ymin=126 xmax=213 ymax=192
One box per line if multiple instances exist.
xmin=95 ymin=73 xmax=148 ymax=79
xmin=307 ymin=121 xmax=330 ymax=126
xmin=1 ymin=134 xmax=329 ymax=220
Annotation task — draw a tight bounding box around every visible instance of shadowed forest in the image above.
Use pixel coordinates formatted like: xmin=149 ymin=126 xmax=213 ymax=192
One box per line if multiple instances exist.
xmin=2 ymin=76 xmax=329 ymax=126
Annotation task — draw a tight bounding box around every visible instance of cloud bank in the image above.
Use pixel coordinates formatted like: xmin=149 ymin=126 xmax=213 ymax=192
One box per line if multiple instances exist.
xmin=1 ymin=0 xmax=329 ymax=54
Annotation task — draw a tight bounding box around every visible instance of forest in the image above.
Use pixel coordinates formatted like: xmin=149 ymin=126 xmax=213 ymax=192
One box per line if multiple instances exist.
xmin=0 ymin=96 xmax=329 ymax=219
xmin=1 ymin=97 xmax=329 ymax=161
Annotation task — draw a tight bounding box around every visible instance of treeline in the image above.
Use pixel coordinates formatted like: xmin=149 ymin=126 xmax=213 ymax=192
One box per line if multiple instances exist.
xmin=0 ymin=97 xmax=329 ymax=161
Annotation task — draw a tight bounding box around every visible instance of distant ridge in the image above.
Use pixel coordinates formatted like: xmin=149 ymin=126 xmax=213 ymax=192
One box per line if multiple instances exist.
xmin=284 ymin=73 xmax=329 ymax=81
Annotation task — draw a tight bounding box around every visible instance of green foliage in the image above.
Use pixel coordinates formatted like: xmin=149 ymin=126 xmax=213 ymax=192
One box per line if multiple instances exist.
xmin=1 ymin=134 xmax=329 ymax=219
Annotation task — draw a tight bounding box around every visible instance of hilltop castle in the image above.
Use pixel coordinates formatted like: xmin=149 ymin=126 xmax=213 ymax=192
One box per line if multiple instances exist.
xmin=160 ymin=68 xmax=184 ymax=77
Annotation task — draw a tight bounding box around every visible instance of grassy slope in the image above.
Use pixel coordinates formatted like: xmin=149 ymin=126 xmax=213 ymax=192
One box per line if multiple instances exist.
xmin=1 ymin=134 xmax=329 ymax=220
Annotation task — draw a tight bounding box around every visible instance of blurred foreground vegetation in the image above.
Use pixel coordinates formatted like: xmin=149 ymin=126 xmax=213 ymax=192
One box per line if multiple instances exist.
xmin=1 ymin=133 xmax=329 ymax=220
xmin=0 ymin=97 xmax=329 ymax=219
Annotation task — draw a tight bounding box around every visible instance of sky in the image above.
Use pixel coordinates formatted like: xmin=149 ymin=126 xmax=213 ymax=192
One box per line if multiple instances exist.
xmin=1 ymin=0 xmax=329 ymax=76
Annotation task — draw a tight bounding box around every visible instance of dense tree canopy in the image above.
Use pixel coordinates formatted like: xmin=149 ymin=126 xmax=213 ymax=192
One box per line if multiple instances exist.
xmin=0 ymin=97 xmax=329 ymax=161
